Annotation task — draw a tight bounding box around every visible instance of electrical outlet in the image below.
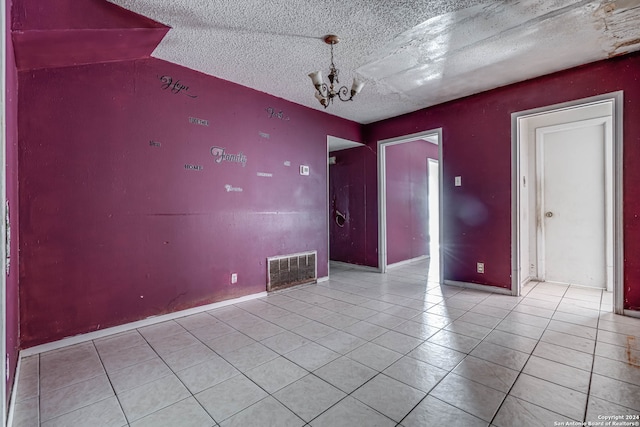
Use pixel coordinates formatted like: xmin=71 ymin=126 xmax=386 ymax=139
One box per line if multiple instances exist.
xmin=477 ymin=262 xmax=485 ymax=274
xmin=231 ymin=273 xmax=238 ymax=284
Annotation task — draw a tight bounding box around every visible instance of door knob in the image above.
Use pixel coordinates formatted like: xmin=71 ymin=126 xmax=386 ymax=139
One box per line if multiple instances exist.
xmin=545 ymin=211 xmax=553 ymax=218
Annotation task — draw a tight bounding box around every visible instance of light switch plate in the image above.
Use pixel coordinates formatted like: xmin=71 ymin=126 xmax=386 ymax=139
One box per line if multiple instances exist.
xmin=455 ymin=176 xmax=462 ymax=186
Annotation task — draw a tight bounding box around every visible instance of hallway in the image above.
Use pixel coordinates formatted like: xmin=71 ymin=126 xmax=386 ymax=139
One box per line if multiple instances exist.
xmin=11 ymin=260 xmax=640 ymax=426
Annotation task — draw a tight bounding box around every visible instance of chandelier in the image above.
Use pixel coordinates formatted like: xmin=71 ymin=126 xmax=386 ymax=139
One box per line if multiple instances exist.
xmin=308 ymin=35 xmax=365 ymax=108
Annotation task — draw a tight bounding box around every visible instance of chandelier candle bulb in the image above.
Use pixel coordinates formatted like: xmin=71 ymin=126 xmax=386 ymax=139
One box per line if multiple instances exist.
xmin=309 ymin=71 xmax=323 ymax=87
xmin=351 ymin=79 xmax=365 ymax=95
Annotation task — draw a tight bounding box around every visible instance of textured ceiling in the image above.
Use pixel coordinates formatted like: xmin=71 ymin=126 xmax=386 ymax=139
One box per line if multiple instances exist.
xmin=109 ymin=0 xmax=640 ymax=124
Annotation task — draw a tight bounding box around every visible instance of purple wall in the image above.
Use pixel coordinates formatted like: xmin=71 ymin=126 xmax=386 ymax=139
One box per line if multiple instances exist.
xmin=11 ymin=0 xmax=168 ymax=71
xmin=363 ymin=52 xmax=640 ymax=307
xmin=18 ymin=58 xmax=361 ymax=347
xmin=386 ymin=140 xmax=438 ymax=265
xmin=328 ymin=146 xmax=375 ymax=266
xmin=5 ymin=0 xmax=20 ymax=404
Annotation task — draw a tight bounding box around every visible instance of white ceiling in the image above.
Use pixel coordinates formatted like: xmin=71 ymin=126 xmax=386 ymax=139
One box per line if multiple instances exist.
xmin=110 ymin=0 xmax=640 ymax=124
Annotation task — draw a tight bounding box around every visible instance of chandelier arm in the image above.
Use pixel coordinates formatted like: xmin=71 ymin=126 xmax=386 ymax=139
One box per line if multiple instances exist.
xmin=336 ymin=85 xmax=353 ymax=102
xmin=317 ymin=82 xmax=330 ymax=97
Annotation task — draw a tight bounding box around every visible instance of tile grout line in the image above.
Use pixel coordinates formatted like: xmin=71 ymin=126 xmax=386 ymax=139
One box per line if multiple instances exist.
xmin=488 ymin=280 xmax=570 ymax=426
xmin=89 ymin=339 xmax=130 ymax=427
xmin=581 ymin=288 xmax=605 ymax=423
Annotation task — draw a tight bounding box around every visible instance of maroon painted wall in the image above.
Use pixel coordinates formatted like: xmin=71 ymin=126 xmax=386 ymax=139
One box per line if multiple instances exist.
xmin=12 ymin=0 xmax=166 ymax=30
xmin=18 ymin=58 xmax=361 ymax=347
xmin=364 ymin=52 xmax=640 ymax=308
xmin=386 ymin=140 xmax=438 ymax=265
xmin=5 ymin=0 xmax=20 ymax=405
xmin=328 ymin=146 xmax=376 ymax=266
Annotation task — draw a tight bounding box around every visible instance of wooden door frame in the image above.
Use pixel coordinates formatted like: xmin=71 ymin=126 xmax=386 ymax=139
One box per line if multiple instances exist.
xmin=511 ymin=92 xmax=626 ymax=315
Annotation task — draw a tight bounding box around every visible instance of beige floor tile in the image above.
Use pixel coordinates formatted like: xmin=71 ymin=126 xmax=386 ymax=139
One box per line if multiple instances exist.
xmin=161 ymin=341 xmax=217 ymax=372
xmin=175 ymin=312 xmax=221 ymax=331
xmin=100 ymin=343 xmax=157 ymax=373
xmin=41 ymin=396 xmax=126 ymax=427
xmin=493 ymin=395 xmax=570 ymax=427
xmin=510 ymin=374 xmax=587 ymax=420
xmin=408 ymin=341 xmax=466 ymax=371
xmin=285 ymin=342 xmax=341 ymax=371
xmin=372 ymin=331 xmax=423 ymax=354
xmin=130 ymin=397 xmax=216 ymax=427
xmin=109 ymin=357 xmax=172 ymax=394
xmin=585 ymin=396 xmax=640 ymax=422
xmin=431 ymin=373 xmax=506 ymax=422
xmin=316 ymin=330 xmax=367 ymax=354
xmin=18 ymin=263 xmax=640 ymax=427
xmin=40 ymin=374 xmax=113 ymax=422
xmin=532 ymin=341 xmax=594 ymax=371
xmin=11 ymin=396 xmax=39 ymax=427
xmin=244 ymin=357 xmax=308 ymax=393
xmin=196 ymin=375 xmax=268 ymax=423
xmin=309 ymin=396 xmax=394 ymax=427
xmin=137 ymin=321 xmax=185 ymax=341
xmin=220 ymin=397 xmax=303 ymax=427
xmin=469 ymin=341 xmax=529 ymax=371
xmin=219 ymin=342 xmax=279 ymax=372
xmin=452 ymin=356 xmax=518 ymax=393
xmin=352 ymin=374 xmax=425 ymax=422
xmin=274 ymin=374 xmax=346 ymax=422
xmin=402 ymin=395 xmax=486 ymax=427
xmin=347 ymin=342 xmax=403 ymax=371
xmin=175 ymin=355 xmax=240 ymax=394
xmin=118 ymin=374 xmax=190 ymax=422
xmin=314 ymin=357 xmax=377 ymax=394
xmin=522 ymin=355 xmax=591 ymax=393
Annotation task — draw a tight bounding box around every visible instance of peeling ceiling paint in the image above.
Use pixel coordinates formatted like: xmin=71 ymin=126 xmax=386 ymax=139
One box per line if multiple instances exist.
xmin=109 ymin=0 xmax=640 ymax=124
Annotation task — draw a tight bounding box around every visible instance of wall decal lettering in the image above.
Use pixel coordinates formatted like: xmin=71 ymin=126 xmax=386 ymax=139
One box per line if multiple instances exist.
xmin=149 ymin=140 xmax=162 ymax=147
xmin=266 ymin=107 xmax=290 ymax=121
xmin=225 ymin=185 xmax=243 ymax=192
xmin=184 ymin=164 xmax=203 ymax=171
xmin=211 ymin=146 xmax=247 ymax=167
xmin=257 ymin=172 xmax=273 ymax=177
xmin=259 ymin=132 xmax=270 ymax=139
xmin=189 ymin=117 xmax=209 ymax=126
xmin=159 ymin=75 xmax=198 ymax=98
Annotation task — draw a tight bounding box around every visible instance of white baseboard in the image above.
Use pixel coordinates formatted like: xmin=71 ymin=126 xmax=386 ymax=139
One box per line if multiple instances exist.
xmin=444 ymin=280 xmax=513 ymax=295
xmin=387 ymin=255 xmax=429 ymax=270
xmin=624 ymin=309 xmax=640 ymax=319
xmin=316 ymin=276 xmax=329 ymax=283
xmin=19 ymin=291 xmax=267 ymax=358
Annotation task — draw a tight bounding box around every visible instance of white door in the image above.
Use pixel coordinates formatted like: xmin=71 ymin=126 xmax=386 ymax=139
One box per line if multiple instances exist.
xmin=536 ymin=117 xmax=612 ymax=288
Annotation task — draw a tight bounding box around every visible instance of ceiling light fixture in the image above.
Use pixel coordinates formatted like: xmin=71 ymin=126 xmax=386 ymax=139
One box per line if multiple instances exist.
xmin=309 ymin=35 xmax=364 ymax=108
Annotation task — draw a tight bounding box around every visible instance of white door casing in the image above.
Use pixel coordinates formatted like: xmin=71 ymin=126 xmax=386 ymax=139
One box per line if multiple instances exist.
xmin=512 ymin=92 xmax=624 ymax=315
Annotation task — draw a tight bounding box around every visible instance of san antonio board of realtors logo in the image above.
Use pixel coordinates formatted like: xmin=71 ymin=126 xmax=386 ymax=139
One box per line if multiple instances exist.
xmin=210 ymin=146 xmax=247 ymax=167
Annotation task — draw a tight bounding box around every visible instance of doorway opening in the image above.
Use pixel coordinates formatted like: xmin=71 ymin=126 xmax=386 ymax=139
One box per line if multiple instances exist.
xmin=512 ymin=92 xmax=624 ymax=314
xmin=326 ymin=135 xmax=368 ymax=274
xmin=378 ymin=129 xmax=443 ymax=285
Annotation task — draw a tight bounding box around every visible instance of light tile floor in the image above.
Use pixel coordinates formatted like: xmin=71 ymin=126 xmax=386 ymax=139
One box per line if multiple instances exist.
xmin=11 ymin=260 xmax=640 ymax=426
